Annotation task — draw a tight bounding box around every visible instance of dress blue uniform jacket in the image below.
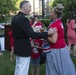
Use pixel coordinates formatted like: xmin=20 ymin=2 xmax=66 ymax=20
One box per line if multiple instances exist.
xmin=11 ymin=12 xmax=48 ymax=57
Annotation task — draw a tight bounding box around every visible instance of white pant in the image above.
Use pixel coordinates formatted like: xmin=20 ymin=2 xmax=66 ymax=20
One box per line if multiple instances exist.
xmin=14 ymin=56 xmax=31 ymax=75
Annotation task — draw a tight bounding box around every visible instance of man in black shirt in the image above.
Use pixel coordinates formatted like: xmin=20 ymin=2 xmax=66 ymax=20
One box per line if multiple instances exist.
xmin=11 ymin=1 xmax=56 ymax=75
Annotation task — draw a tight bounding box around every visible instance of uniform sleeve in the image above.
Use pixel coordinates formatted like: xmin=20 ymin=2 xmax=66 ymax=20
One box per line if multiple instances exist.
xmin=18 ymin=17 xmax=48 ymax=39
xmin=71 ymin=20 xmax=75 ymax=30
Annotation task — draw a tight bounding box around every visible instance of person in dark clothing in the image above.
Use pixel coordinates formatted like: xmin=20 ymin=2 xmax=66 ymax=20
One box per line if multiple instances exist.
xmin=11 ymin=1 xmax=57 ymax=75
xmin=0 ymin=39 xmax=3 ymax=55
xmin=0 ymin=42 xmax=3 ymax=55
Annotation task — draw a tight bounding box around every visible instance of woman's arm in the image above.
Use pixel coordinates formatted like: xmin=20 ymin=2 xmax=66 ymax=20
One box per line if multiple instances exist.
xmin=71 ymin=20 xmax=75 ymax=30
xmin=48 ymin=32 xmax=58 ymax=44
xmin=66 ymin=19 xmax=69 ymax=26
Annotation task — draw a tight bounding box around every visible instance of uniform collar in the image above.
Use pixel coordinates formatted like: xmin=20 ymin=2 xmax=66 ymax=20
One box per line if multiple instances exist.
xmin=18 ymin=11 xmax=26 ymax=16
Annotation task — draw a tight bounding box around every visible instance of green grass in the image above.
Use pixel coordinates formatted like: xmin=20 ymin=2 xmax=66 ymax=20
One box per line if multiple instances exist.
xmin=0 ymin=51 xmax=15 ymax=75
xmin=0 ymin=50 xmax=45 ymax=75
xmin=0 ymin=50 xmax=76 ymax=75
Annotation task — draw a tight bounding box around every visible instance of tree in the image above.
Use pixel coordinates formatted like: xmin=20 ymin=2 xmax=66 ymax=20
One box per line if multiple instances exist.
xmin=52 ymin=0 xmax=76 ymax=22
xmin=51 ymin=0 xmax=76 ymax=39
xmin=0 ymin=0 xmax=15 ymax=22
xmin=63 ymin=0 xmax=76 ymax=20
xmin=14 ymin=0 xmax=22 ymax=10
xmin=0 ymin=0 xmax=22 ymax=22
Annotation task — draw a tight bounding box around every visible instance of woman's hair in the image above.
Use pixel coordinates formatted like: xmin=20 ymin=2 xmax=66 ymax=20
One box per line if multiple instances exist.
xmin=68 ymin=11 xmax=75 ymax=23
xmin=34 ymin=15 xmax=39 ymax=19
xmin=33 ymin=15 xmax=39 ymax=22
xmin=30 ymin=17 xmax=34 ymax=23
xmin=53 ymin=4 xmax=64 ymax=18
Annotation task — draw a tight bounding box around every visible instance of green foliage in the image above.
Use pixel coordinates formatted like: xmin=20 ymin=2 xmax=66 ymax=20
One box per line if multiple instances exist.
xmin=63 ymin=0 xmax=76 ymax=21
xmin=0 ymin=51 xmax=15 ymax=75
xmin=0 ymin=0 xmax=22 ymax=22
xmin=0 ymin=0 xmax=18 ymax=14
xmin=14 ymin=0 xmax=22 ymax=10
xmin=40 ymin=19 xmax=51 ymax=27
xmin=49 ymin=0 xmax=76 ymax=42
xmin=52 ymin=0 xmax=76 ymax=22
xmin=0 ymin=0 xmax=16 ymax=22
xmin=0 ymin=51 xmax=46 ymax=75
xmin=49 ymin=0 xmax=54 ymax=6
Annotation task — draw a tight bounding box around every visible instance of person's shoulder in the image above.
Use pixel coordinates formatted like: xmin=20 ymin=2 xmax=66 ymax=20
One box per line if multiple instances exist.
xmin=55 ymin=19 xmax=62 ymax=25
xmin=70 ymin=19 xmax=75 ymax=23
xmin=8 ymin=31 xmax=12 ymax=37
xmin=12 ymin=13 xmax=28 ymax=21
xmin=51 ymin=21 xmax=58 ymax=26
xmin=39 ymin=21 xmax=42 ymax=24
xmin=57 ymin=19 xmax=62 ymax=23
xmin=51 ymin=23 xmax=57 ymax=28
xmin=20 ymin=16 xmax=29 ymax=22
xmin=50 ymin=20 xmax=61 ymax=28
xmin=8 ymin=31 xmax=12 ymax=34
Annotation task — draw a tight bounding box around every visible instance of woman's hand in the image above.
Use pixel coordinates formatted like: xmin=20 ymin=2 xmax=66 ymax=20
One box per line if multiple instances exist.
xmin=31 ymin=21 xmax=37 ymax=28
xmin=48 ymin=27 xmax=57 ymax=35
xmin=34 ymin=21 xmax=37 ymax=25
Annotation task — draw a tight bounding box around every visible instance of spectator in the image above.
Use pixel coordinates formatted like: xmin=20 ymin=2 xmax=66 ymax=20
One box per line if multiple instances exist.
xmin=46 ymin=4 xmax=76 ymax=75
xmin=29 ymin=17 xmax=34 ymax=26
xmin=8 ymin=31 xmax=14 ymax=60
xmin=31 ymin=25 xmax=43 ymax=75
xmin=66 ymin=11 xmax=76 ymax=57
xmin=0 ymin=42 xmax=3 ymax=55
xmin=32 ymin=16 xmax=43 ymax=31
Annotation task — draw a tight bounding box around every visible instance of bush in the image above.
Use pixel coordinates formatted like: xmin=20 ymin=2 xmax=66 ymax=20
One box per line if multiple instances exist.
xmin=52 ymin=0 xmax=76 ymax=23
xmin=39 ymin=19 xmax=51 ymax=27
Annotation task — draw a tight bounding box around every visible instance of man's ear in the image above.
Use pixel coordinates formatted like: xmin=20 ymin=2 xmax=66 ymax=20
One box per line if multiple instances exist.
xmin=24 ymin=7 xmax=26 ymax=11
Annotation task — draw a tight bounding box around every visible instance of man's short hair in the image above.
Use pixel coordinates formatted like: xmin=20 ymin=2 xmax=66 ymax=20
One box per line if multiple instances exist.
xmin=20 ymin=1 xmax=29 ymax=8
